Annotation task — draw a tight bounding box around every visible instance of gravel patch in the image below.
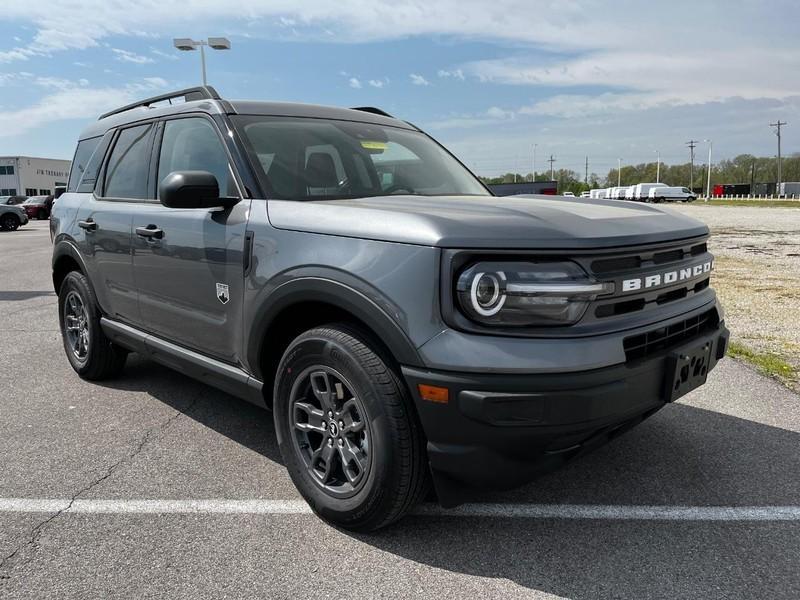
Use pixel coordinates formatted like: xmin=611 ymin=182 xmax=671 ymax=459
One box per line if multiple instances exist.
xmin=663 ymin=204 xmax=800 ymax=388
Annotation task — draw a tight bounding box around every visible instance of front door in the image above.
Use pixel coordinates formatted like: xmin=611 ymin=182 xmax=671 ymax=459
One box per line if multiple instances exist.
xmin=131 ymin=116 xmax=250 ymax=364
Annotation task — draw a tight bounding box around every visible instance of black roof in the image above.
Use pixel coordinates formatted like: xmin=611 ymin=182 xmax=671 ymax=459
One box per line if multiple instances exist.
xmin=79 ymin=86 xmax=414 ymax=140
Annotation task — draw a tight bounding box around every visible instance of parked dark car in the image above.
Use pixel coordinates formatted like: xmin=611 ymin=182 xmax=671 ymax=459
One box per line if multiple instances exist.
xmin=21 ymin=195 xmax=54 ymax=220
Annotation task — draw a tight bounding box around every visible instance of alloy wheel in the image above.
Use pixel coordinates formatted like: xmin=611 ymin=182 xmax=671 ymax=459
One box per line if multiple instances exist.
xmin=64 ymin=291 xmax=90 ymax=362
xmin=289 ymin=366 xmax=372 ymax=498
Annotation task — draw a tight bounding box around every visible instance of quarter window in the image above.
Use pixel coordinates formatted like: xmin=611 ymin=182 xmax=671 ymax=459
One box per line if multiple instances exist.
xmin=104 ymin=124 xmax=155 ymax=199
xmin=158 ymin=118 xmax=232 ymax=197
xmin=67 ymin=136 xmax=102 ymax=192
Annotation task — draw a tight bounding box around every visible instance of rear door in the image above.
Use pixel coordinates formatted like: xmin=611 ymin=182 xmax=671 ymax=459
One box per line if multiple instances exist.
xmin=130 ymin=115 xmax=251 ymax=364
xmin=74 ymin=124 xmax=155 ymax=322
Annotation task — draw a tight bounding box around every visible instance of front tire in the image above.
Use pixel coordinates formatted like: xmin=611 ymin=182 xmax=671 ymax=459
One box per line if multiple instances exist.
xmin=274 ymin=325 xmax=429 ymax=531
xmin=0 ymin=213 xmax=20 ymax=231
xmin=58 ymin=271 xmax=127 ymax=380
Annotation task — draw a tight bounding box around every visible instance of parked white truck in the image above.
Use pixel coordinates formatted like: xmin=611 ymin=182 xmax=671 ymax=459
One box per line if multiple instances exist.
xmin=628 ymin=183 xmax=668 ymax=201
xmin=647 ymin=186 xmax=696 ymax=203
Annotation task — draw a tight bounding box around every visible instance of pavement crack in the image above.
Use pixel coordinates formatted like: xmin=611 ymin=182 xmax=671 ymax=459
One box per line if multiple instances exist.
xmin=0 ymin=394 xmax=199 ymax=577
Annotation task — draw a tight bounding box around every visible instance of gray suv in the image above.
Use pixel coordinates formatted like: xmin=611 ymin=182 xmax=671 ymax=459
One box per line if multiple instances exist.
xmin=51 ymin=86 xmax=729 ymax=530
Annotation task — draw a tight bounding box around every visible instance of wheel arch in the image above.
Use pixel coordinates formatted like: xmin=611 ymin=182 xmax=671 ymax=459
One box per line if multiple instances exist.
xmin=52 ymin=241 xmax=87 ymax=294
xmin=247 ymin=276 xmax=424 ymax=406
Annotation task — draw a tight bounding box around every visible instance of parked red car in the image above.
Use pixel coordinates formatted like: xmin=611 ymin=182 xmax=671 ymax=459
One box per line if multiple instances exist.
xmin=21 ymin=195 xmax=54 ymax=220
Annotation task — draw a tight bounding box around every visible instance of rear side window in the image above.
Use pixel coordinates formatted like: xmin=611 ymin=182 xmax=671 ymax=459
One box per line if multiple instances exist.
xmin=104 ymin=123 xmax=155 ymax=199
xmin=67 ymin=137 xmax=102 ymax=192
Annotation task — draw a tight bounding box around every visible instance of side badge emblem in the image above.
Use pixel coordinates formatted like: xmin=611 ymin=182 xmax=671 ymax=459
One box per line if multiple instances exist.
xmin=216 ymin=283 xmax=230 ymax=305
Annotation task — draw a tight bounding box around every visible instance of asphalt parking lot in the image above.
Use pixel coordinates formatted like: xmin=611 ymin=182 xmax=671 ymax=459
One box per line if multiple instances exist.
xmin=1 ymin=220 xmax=799 ymax=599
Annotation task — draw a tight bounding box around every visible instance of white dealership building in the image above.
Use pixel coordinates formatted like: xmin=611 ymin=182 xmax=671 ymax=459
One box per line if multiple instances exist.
xmin=0 ymin=156 xmax=71 ymax=197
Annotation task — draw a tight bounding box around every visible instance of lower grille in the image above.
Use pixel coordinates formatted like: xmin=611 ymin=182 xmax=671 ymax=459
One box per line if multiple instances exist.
xmin=623 ymin=310 xmax=717 ymax=362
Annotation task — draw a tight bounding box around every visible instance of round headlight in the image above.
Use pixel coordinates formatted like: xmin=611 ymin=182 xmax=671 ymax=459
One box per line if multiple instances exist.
xmin=470 ymin=271 xmax=506 ymax=316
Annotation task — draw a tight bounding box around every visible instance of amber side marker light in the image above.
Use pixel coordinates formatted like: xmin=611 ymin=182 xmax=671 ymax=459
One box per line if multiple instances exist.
xmin=418 ymin=384 xmax=449 ymax=404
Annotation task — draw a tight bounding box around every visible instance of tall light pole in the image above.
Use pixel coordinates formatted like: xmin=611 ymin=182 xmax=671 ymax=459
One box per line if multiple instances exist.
xmin=703 ymin=139 xmax=713 ymax=201
xmin=654 ymin=150 xmax=660 ymax=183
xmin=173 ymin=37 xmax=231 ymax=85
xmin=617 ymin=157 xmax=622 ymax=187
xmin=532 ymin=144 xmax=537 ymax=182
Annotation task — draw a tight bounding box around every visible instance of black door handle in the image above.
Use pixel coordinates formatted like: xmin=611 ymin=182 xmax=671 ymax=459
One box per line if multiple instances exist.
xmin=135 ymin=225 xmax=163 ymax=239
xmin=78 ymin=219 xmax=97 ymax=231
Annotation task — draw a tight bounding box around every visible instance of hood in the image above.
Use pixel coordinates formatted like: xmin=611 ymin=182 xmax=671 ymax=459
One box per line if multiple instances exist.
xmin=267 ymin=194 xmax=708 ymax=249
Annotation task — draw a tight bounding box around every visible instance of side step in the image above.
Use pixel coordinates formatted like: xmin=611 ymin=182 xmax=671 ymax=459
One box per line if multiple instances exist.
xmin=100 ymin=318 xmax=265 ymax=408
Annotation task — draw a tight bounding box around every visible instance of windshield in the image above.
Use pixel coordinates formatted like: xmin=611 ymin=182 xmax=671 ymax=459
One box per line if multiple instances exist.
xmin=233 ymin=116 xmax=490 ymax=200
xmin=23 ymin=196 xmax=47 ymax=204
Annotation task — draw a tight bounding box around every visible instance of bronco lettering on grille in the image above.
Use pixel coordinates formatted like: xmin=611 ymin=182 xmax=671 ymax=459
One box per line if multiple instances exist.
xmin=621 ymin=261 xmax=712 ymax=293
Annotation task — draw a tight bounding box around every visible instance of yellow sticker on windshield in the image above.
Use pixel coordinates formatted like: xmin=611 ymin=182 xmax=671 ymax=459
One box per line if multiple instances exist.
xmin=360 ymin=140 xmax=387 ymax=150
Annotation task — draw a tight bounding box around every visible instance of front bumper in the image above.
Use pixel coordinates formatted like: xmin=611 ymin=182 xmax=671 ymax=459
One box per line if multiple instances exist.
xmin=402 ymin=319 xmax=729 ymax=507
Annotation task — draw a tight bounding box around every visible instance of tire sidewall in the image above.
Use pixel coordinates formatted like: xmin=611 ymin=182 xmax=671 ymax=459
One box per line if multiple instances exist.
xmin=1 ymin=214 xmax=19 ymax=231
xmin=274 ymin=332 xmax=399 ymax=525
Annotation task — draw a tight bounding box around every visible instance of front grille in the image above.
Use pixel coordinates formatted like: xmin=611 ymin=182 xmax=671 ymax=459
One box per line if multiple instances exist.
xmin=587 ymin=240 xmax=712 ymax=321
xmin=623 ymin=309 xmax=717 ymax=362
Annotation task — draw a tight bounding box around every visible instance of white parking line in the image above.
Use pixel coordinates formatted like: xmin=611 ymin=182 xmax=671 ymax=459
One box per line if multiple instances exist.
xmin=1 ymin=499 xmax=799 ymax=521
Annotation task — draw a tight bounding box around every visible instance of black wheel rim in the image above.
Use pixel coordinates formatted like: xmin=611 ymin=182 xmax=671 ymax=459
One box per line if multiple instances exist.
xmin=289 ymin=366 xmax=372 ymax=498
xmin=1 ymin=215 xmax=15 ymax=229
xmin=64 ymin=291 xmax=90 ymax=362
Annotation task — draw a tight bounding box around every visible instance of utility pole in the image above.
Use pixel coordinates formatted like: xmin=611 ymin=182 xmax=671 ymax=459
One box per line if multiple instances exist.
xmin=585 ymin=156 xmax=589 ymax=184
xmin=770 ymin=120 xmax=787 ymax=192
xmin=708 ymin=148 xmax=713 ymax=198
xmin=548 ymin=155 xmax=556 ymax=180
xmin=617 ymin=158 xmax=622 ymax=187
xmin=686 ymin=140 xmax=698 ymax=191
xmin=532 ymin=144 xmax=537 ymax=182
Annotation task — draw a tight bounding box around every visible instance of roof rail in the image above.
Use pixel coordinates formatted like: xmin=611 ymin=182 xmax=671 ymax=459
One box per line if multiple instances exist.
xmin=98 ymin=86 xmax=222 ymax=121
xmin=350 ymin=106 xmax=394 ymax=118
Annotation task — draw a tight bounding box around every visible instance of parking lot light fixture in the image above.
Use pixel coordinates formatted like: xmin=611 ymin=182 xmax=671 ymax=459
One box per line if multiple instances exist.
xmin=172 ymin=37 xmax=231 ymax=86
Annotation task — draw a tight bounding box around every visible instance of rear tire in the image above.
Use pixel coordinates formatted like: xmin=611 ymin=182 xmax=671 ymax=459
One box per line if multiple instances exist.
xmin=274 ymin=324 xmax=429 ymax=531
xmin=37 ymin=209 xmax=48 ymax=220
xmin=0 ymin=213 xmax=20 ymax=231
xmin=58 ymin=271 xmax=127 ymax=380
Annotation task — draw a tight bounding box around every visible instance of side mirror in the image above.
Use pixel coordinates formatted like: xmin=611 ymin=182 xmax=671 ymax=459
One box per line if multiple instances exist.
xmin=159 ymin=171 xmax=238 ymax=209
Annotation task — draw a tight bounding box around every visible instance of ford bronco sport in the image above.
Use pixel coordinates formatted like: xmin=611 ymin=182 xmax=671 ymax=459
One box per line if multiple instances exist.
xmin=51 ymin=86 xmax=729 ymax=531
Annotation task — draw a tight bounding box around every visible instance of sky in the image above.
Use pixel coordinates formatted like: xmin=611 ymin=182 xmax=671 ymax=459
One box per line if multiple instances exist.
xmin=0 ymin=0 xmax=798 ymax=177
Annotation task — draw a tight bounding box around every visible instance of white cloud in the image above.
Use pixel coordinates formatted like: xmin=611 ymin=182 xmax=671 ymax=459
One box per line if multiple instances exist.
xmin=437 ymin=68 xmax=464 ymax=80
xmin=368 ymin=78 xmax=388 ymax=88
xmin=430 ymin=106 xmax=515 ymax=129
xmin=348 ymin=77 xmax=362 ymax=89
xmin=150 ymin=48 xmax=178 ymax=60
xmin=111 ymin=48 xmax=154 ymax=64
xmin=409 ymin=73 xmax=429 ymax=86
xmin=0 ymin=77 xmax=169 ymax=138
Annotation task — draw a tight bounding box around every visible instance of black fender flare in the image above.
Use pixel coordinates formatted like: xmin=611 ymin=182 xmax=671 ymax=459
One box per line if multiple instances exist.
xmin=51 ymin=238 xmax=89 ymax=293
xmin=245 ymin=271 xmax=424 ymax=380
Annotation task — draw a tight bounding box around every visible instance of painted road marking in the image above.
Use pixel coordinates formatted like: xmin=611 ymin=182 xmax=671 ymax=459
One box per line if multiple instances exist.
xmin=1 ymin=499 xmax=799 ymax=521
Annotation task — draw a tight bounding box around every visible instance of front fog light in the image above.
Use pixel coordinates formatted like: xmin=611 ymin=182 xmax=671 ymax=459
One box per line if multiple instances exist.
xmin=456 ymin=261 xmax=614 ymax=327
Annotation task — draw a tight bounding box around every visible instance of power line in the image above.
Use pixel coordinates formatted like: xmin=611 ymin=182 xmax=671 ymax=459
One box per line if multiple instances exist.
xmin=686 ymin=140 xmax=698 ymax=189
xmin=770 ymin=120 xmax=787 ymax=189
